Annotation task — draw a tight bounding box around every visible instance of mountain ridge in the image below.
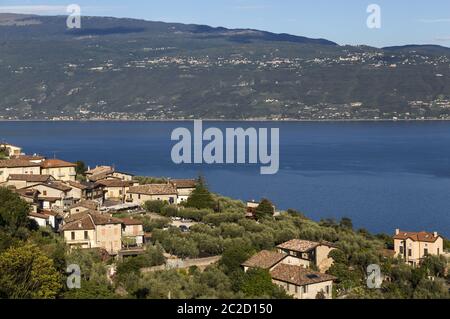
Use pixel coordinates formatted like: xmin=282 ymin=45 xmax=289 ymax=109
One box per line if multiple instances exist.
xmin=0 ymin=14 xmax=449 ymax=120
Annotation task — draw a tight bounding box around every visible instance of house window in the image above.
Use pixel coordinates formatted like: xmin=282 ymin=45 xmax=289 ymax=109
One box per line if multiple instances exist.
xmin=71 ymin=232 xmax=75 ymax=240
xmin=326 ymin=286 xmax=330 ymax=294
xmin=424 ymin=249 xmax=428 ymax=256
xmin=294 ymin=286 xmax=298 ymax=293
xmin=408 ymin=249 xmax=412 ymax=257
xmin=286 ymin=283 xmax=290 ymax=291
xmin=437 ymin=248 xmax=440 ymax=255
xmin=399 ymin=246 xmax=404 ymax=254
xmin=302 ymin=286 xmax=308 ymax=293
xmin=43 ymin=190 xmax=47 ymax=196
xmin=138 ymin=194 xmax=141 ymax=200
xmin=84 ymin=231 xmax=89 ymax=240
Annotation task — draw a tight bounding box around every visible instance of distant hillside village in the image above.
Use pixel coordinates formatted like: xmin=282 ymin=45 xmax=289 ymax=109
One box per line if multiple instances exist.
xmin=0 ymin=142 xmax=448 ymax=299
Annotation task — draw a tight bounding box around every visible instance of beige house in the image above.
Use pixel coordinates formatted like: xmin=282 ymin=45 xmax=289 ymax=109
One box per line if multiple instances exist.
xmin=86 ymin=165 xmax=134 ymax=182
xmin=127 ymin=184 xmax=177 ymax=205
xmin=61 ymin=214 xmax=96 ymax=250
xmin=270 ymin=264 xmax=335 ymax=299
xmin=393 ymin=229 xmax=444 ymax=266
xmin=10 ymin=155 xmax=46 ymax=164
xmin=242 ymin=250 xmax=288 ymax=272
xmin=242 ymin=249 xmax=336 ymax=299
xmin=276 ymin=239 xmax=337 ymax=272
xmin=86 ymin=165 xmax=113 ymax=177
xmin=0 ymin=159 xmax=41 ymax=183
xmin=62 ymin=211 xmax=123 ymax=255
xmin=40 ymin=159 xmax=77 ymax=182
xmin=0 ymin=143 xmax=22 ymax=157
xmin=96 ymin=179 xmax=134 ymax=201
xmin=13 ymin=188 xmax=40 ymax=207
xmin=6 ymin=174 xmax=54 ymax=189
xmin=66 ymin=180 xmax=104 ymax=203
xmin=29 ymin=211 xmax=49 ymax=228
xmin=69 ymin=200 xmax=100 ymax=215
xmin=29 ymin=210 xmax=61 ymax=230
xmin=121 ymin=218 xmax=145 ymax=248
xmin=112 ymin=171 xmax=134 ymax=181
xmin=27 ymin=181 xmax=73 ymax=210
xmin=170 ymin=179 xmax=197 ymax=204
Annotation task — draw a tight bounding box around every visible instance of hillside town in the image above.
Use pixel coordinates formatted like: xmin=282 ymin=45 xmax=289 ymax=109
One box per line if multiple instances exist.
xmin=0 ymin=141 xmax=448 ymax=299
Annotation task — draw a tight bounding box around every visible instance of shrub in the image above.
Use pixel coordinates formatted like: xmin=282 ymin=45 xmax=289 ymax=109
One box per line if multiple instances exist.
xmin=143 ymin=200 xmax=167 ymax=214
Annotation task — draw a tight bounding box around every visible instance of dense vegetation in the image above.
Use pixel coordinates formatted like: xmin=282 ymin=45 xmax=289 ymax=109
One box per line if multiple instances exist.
xmin=0 ymin=184 xmax=448 ymax=299
xmin=1 ymin=14 xmax=450 ymax=120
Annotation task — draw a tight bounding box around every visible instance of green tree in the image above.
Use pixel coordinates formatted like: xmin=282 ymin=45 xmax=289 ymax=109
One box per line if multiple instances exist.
xmin=0 ymin=149 xmax=7 ymax=159
xmin=0 ymin=244 xmax=62 ymax=298
xmin=63 ymin=279 xmax=116 ymax=299
xmin=144 ymin=200 xmax=167 ymax=214
xmin=240 ymin=268 xmax=290 ymax=299
xmin=339 ymin=217 xmax=353 ymax=230
xmin=254 ymin=199 xmax=274 ymax=220
xmin=220 ymin=240 xmax=253 ymax=273
xmin=185 ymin=176 xmax=215 ymax=209
xmin=0 ymin=188 xmax=30 ymax=235
xmin=443 ymin=239 xmax=450 ymax=251
xmin=420 ymin=255 xmax=447 ymax=277
xmin=75 ymin=161 xmax=87 ymax=180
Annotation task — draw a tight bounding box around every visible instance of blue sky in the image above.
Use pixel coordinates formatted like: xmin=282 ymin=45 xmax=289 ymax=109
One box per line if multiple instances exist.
xmin=1 ymin=0 xmax=450 ymax=47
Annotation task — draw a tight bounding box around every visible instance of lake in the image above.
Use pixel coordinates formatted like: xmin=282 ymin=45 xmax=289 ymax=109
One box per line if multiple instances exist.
xmin=1 ymin=120 xmax=449 ymax=237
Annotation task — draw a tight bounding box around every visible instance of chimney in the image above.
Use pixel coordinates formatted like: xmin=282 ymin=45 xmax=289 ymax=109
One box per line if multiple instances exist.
xmin=395 ymin=229 xmax=400 ymax=235
xmin=433 ymin=232 xmax=438 ymax=238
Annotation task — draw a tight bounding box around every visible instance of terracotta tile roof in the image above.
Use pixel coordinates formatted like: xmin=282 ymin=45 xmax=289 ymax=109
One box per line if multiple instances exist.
xmin=40 ymin=159 xmax=76 ymax=168
xmin=89 ymin=213 xmax=123 ymax=225
xmin=8 ymin=174 xmax=53 ymax=182
xmin=96 ymin=179 xmax=133 ymax=187
xmin=86 ymin=166 xmax=113 ymax=175
xmin=393 ymin=230 xmax=442 ymax=243
xmin=128 ymin=184 xmax=177 ymax=196
xmin=70 ymin=200 xmax=100 ymax=210
xmin=34 ymin=181 xmax=72 ymax=192
xmin=277 ymin=239 xmax=321 ymax=252
xmin=40 ymin=210 xmax=60 ymax=217
xmin=61 ymin=215 xmax=95 ymax=231
xmin=14 ymin=188 xmax=40 ymax=199
xmin=0 ymin=159 xmax=41 ymax=168
xmin=121 ymin=217 xmax=143 ymax=226
xmin=270 ymin=264 xmax=336 ymax=286
xmin=66 ymin=180 xmax=101 ymax=190
xmin=65 ymin=211 xmax=122 ymax=226
xmin=88 ymin=173 xmax=118 ymax=182
xmin=29 ymin=212 xmax=49 ymax=220
xmin=170 ymin=179 xmax=197 ymax=189
xmin=38 ymin=197 xmax=60 ymax=202
xmin=10 ymin=155 xmax=45 ymax=161
xmin=242 ymin=250 xmax=287 ymax=269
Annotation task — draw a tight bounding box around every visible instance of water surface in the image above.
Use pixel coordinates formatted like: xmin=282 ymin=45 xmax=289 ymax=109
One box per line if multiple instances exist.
xmin=1 ymin=121 xmax=449 ymax=236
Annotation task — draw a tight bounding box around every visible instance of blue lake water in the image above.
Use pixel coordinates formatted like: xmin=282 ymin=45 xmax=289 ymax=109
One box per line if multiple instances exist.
xmin=1 ymin=121 xmax=449 ymax=237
